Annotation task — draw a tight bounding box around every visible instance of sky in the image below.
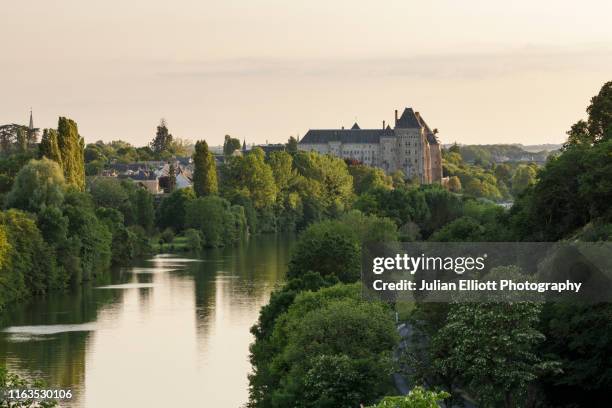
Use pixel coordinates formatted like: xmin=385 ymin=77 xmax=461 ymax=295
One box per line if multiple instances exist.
xmin=2 ymin=0 xmax=612 ymax=146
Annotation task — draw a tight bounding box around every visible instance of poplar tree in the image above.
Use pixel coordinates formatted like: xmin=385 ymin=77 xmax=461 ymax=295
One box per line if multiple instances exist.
xmin=192 ymin=140 xmax=218 ymax=196
xmin=57 ymin=117 xmax=85 ymax=191
xmin=39 ymin=129 xmax=63 ymax=167
xmin=15 ymin=128 xmax=27 ymax=152
xmin=167 ymin=163 xmax=177 ymax=193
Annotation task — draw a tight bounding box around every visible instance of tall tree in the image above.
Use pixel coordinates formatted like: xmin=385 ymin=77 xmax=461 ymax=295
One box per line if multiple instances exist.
xmin=56 ymin=117 xmax=85 ymax=191
xmin=564 ymin=81 xmax=612 ymax=148
xmin=586 ymin=80 xmax=612 ymax=142
xmin=223 ymin=135 xmax=241 ymax=156
xmin=150 ymin=119 xmax=173 ymax=155
xmin=511 ymin=164 xmax=537 ymax=196
xmin=15 ymin=128 xmax=27 ymax=153
xmin=133 ymin=188 xmax=155 ymax=234
xmin=192 ymin=140 xmax=218 ymax=196
xmin=39 ymin=129 xmax=63 ymax=166
xmin=286 ymin=136 xmax=298 ymax=153
xmin=167 ymin=163 xmax=177 ymax=193
xmin=267 ymin=150 xmax=294 ymax=191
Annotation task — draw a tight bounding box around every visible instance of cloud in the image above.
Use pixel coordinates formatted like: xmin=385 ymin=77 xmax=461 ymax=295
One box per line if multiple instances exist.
xmin=154 ymin=44 xmax=612 ymax=81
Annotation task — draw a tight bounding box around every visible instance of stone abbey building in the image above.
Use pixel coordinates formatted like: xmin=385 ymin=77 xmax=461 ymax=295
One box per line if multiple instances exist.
xmin=298 ymin=107 xmax=443 ymax=183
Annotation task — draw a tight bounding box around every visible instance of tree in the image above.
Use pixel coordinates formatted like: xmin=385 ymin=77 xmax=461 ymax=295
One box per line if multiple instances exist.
xmin=511 ymin=165 xmax=537 ymax=196
xmin=366 ymin=387 xmax=449 ymax=408
xmin=586 ymin=81 xmax=612 ymax=143
xmin=494 ymin=163 xmax=512 ymax=184
xmin=150 ymin=118 xmax=174 ymax=155
xmin=287 ymin=212 xmax=396 ymax=283
xmin=537 ymin=303 xmax=612 ymax=406
xmin=510 ymin=140 xmax=612 ymax=241
xmin=432 ymin=267 xmax=559 ymax=408
xmin=15 ymin=128 xmax=27 ymax=152
xmin=166 ymin=163 xmax=177 ymax=193
xmin=0 ymin=209 xmax=55 ymax=304
xmin=447 ymin=175 xmax=461 ymax=192
xmin=349 ymin=164 xmax=392 ymax=194
xmin=223 ymin=135 xmax=241 ymax=156
xmin=133 ymin=188 xmax=154 ymax=234
xmin=286 ymin=136 xmax=298 ymax=153
xmin=185 ymin=196 xmax=245 ymax=247
xmin=223 ymin=148 xmax=277 ymax=210
xmin=156 ymin=188 xmax=196 ymax=232
xmin=389 ymin=170 xmax=404 ymax=188
xmin=287 ymin=220 xmax=361 ymax=282
xmin=267 ymin=150 xmax=294 ymax=191
xmin=89 ymin=177 xmax=130 ymax=210
xmin=564 ymin=81 xmax=612 ymax=148
xmin=0 ymin=225 xmax=10 ymax=270
xmin=61 ymin=190 xmax=112 ymax=282
xmin=6 ymin=158 xmax=66 ymax=213
xmin=251 ymin=284 xmax=398 ymax=408
xmin=292 ymin=151 xmax=353 ymax=215
xmin=192 ymin=140 xmax=218 ymax=196
xmin=56 ymin=117 xmax=85 ymax=190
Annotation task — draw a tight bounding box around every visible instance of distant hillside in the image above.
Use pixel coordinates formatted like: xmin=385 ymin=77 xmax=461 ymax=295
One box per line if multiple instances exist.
xmin=519 ymin=143 xmax=562 ymax=153
xmin=442 ymin=143 xmax=559 ymax=164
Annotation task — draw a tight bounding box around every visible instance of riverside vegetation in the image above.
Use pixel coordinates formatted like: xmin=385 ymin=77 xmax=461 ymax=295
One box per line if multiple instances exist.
xmin=0 ymin=81 xmax=610 ymax=407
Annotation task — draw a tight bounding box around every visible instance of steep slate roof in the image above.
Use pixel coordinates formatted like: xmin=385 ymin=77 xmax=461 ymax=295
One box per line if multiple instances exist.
xmin=299 ymin=107 xmax=439 ymax=145
xmin=396 ymin=108 xmax=422 ymax=128
xmin=300 ymin=128 xmax=394 ymax=144
xmin=414 ymin=112 xmax=440 ymax=145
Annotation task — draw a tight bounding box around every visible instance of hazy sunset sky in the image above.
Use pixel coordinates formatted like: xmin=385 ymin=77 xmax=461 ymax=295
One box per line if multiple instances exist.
xmin=2 ymin=0 xmax=612 ymax=146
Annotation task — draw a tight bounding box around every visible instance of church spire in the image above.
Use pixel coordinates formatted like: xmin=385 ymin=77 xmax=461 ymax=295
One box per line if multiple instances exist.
xmin=242 ymin=139 xmax=247 ymax=152
xmin=29 ymin=108 xmax=34 ymax=130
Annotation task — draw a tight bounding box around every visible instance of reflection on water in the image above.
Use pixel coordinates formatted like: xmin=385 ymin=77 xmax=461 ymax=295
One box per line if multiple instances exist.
xmin=0 ymin=234 xmax=294 ymax=408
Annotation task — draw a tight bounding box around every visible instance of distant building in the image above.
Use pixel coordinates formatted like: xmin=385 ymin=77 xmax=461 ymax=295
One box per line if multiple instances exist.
xmin=255 ymin=143 xmax=286 ymax=156
xmin=298 ymin=107 xmax=443 ymax=183
xmin=110 ymin=157 xmax=194 ymax=194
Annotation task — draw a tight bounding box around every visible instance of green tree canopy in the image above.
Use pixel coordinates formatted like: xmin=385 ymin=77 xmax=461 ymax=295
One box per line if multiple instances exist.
xmin=286 ymin=136 xmax=298 ymax=153
xmin=366 ymin=387 xmax=449 ymax=408
xmin=432 ymin=267 xmax=559 ymax=408
xmin=150 ymin=118 xmax=174 ymax=155
xmin=56 ymin=117 xmax=85 ymax=190
xmin=511 ymin=164 xmax=537 ymax=196
xmin=223 ymin=148 xmax=276 ymax=210
xmin=39 ymin=129 xmax=63 ymax=167
xmin=250 ymin=283 xmax=398 ymax=408
xmin=349 ymin=164 xmax=393 ymax=195
xmin=192 ymin=140 xmax=218 ymax=196
xmin=156 ymin=187 xmax=196 ymax=232
xmin=223 ymin=135 xmax=241 ymax=156
xmin=6 ymin=158 xmax=66 ymax=213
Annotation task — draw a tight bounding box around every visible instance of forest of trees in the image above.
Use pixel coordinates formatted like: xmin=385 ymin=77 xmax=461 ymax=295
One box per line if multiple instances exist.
xmin=0 ymin=81 xmax=610 ymax=407
xmin=247 ymin=81 xmax=612 ymax=408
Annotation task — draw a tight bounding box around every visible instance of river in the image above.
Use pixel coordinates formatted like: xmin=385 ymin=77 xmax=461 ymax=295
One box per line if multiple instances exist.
xmin=0 ymin=234 xmax=295 ymax=407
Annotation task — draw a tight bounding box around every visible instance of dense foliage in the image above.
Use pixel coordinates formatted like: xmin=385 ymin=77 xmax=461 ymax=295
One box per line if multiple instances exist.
xmin=1 ymin=81 xmax=610 ymax=406
xmin=251 ymin=80 xmax=612 ymax=407
xmin=192 ymin=139 xmax=218 ymax=196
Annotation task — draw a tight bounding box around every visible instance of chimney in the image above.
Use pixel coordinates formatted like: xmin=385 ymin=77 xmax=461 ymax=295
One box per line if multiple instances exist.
xmin=394 ymin=109 xmax=398 ymax=126
xmin=341 ymin=126 xmax=344 ymax=130
xmin=382 ymin=120 xmax=385 ymax=129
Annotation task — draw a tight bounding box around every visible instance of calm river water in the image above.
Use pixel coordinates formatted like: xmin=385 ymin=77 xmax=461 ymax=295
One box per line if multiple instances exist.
xmin=0 ymin=234 xmax=295 ymax=407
